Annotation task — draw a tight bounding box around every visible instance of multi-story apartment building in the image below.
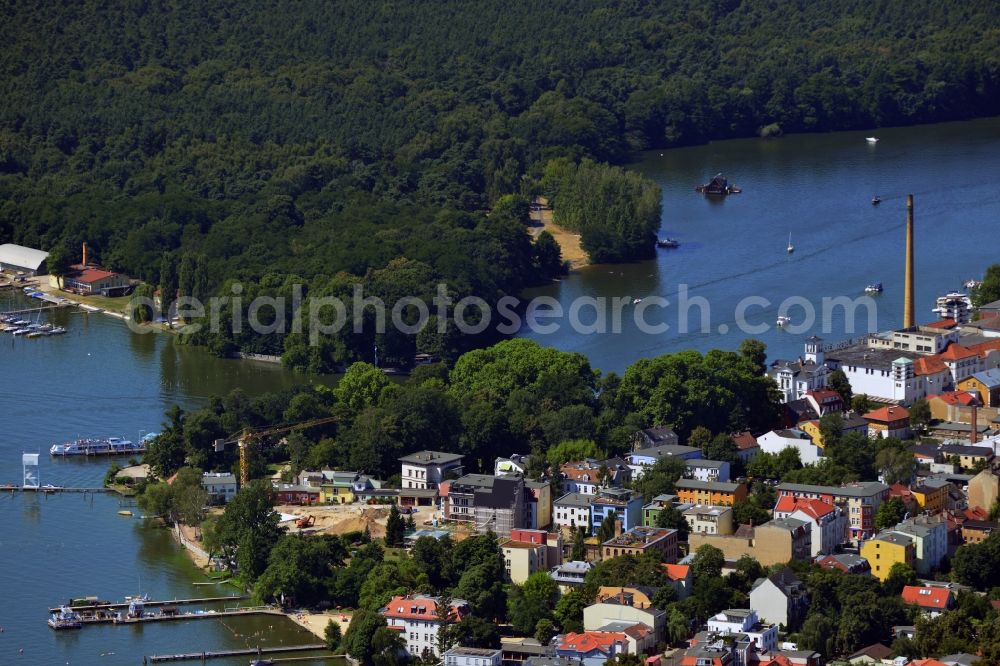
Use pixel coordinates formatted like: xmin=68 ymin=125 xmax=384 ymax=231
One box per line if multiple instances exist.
xmin=860 ymin=532 xmax=916 ymax=581
xmin=892 ymin=515 xmax=947 ymax=575
xmin=400 ymin=451 xmax=464 ymax=490
xmin=683 ymin=505 xmax=735 ymax=536
xmin=675 ymin=479 xmax=748 ymax=507
xmin=773 ymin=496 xmax=847 ymax=556
xmin=381 ymin=595 xmax=470 ymax=657
xmin=554 ymin=492 xmax=592 ymax=530
xmin=600 ymin=526 xmax=678 ymax=562
xmin=775 ymin=481 xmax=889 ymax=540
xmin=590 ymin=488 xmax=643 ymax=536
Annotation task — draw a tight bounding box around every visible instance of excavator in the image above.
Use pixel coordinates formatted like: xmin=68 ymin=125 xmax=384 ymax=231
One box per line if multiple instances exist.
xmin=295 ymin=515 xmax=315 ymax=528
xmin=214 ymin=416 xmax=339 ymax=488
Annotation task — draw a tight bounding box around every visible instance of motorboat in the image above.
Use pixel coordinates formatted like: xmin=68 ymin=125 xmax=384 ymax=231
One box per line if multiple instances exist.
xmin=656 ymin=238 xmax=680 ymax=249
xmin=871 ymin=195 xmax=881 ymax=205
xmin=632 ymin=298 xmax=643 ymax=305
xmin=866 ymin=137 xmax=879 ymax=143
xmin=776 ymin=315 xmax=791 ymax=327
xmin=48 ymin=607 xmax=83 ymax=630
xmin=865 ymin=282 xmax=883 ymax=293
xmin=964 ymin=279 xmax=982 ymax=290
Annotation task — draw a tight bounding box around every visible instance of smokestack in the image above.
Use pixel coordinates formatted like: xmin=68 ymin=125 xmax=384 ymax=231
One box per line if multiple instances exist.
xmin=82 ymin=242 xmax=88 ymax=267
xmin=903 ymin=195 xmax=915 ymax=328
xmin=971 ymin=400 xmax=978 ymax=445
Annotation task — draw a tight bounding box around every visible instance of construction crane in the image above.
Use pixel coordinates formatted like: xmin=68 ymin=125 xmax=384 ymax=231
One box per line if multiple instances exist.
xmin=214 ymin=416 xmax=339 ymax=488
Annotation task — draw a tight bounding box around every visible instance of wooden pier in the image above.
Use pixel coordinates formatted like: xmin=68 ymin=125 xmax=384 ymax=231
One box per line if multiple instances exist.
xmin=49 ymin=594 xmax=250 ymax=613
xmin=1 ymin=303 xmax=67 ymax=315
xmin=71 ymin=605 xmax=283 ymax=628
xmin=7 ymin=485 xmax=113 ymax=495
xmin=146 ymin=643 xmax=330 ymax=663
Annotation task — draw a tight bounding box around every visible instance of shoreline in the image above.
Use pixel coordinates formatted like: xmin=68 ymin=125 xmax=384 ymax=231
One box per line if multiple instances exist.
xmin=171 ymin=523 xmax=351 ymax=641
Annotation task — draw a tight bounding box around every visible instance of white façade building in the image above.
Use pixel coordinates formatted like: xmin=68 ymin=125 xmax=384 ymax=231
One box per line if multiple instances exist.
xmin=381 ymin=595 xmax=470 ymax=658
xmin=758 ymin=429 xmax=822 ymax=465
xmin=554 ymin=492 xmax=592 ymax=530
xmin=768 ymin=337 xmax=829 ymax=403
xmin=399 ymin=450 xmax=464 ymax=490
xmin=684 ymin=459 xmax=731 ymax=483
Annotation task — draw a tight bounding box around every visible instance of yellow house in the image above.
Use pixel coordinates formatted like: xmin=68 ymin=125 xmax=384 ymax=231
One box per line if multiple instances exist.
xmin=957 ymin=370 xmax=1000 ymax=407
xmin=861 ymin=531 xmax=916 ymax=581
xmin=799 ymin=421 xmax=825 ymax=448
xmin=319 ymin=471 xmax=359 ymax=504
xmin=909 ymin=478 xmax=951 ymax=513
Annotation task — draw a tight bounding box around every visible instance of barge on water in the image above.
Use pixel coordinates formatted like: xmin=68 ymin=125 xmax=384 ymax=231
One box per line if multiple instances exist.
xmin=695 ymin=173 xmax=742 ymax=195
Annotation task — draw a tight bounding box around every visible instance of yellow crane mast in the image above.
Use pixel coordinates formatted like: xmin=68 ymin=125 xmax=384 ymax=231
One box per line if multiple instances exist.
xmin=214 ymin=416 xmax=338 ymax=488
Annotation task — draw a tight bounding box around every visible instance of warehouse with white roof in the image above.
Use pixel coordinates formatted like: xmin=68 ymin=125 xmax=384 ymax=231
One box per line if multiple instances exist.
xmin=0 ymin=243 xmax=49 ymax=276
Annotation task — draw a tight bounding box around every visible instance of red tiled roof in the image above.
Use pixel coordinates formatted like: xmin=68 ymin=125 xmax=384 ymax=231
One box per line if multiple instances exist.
xmin=938 ymin=344 xmax=977 ymax=362
xmin=929 ymin=392 xmax=979 ymax=406
xmin=965 ymin=506 xmax=989 ymax=521
xmin=732 ymin=431 xmax=759 ymax=450
xmin=774 ymin=495 xmax=835 ymax=520
xmin=909 ymin=659 xmax=949 ymax=666
xmin=69 ymin=263 xmax=118 ymax=284
xmin=382 ymin=595 xmax=464 ymax=622
xmin=623 ymin=623 xmax=652 ymax=639
xmin=806 ymin=389 xmax=842 ymax=402
xmin=864 ymin=405 xmax=910 ymax=423
xmin=901 ymin=586 xmax=951 ymax=610
xmin=792 ymin=498 xmax=836 ymax=520
xmin=913 ymin=357 xmax=948 ymax=377
xmin=890 ymin=483 xmax=913 ymax=497
xmin=968 ymin=339 xmax=1000 ymax=358
xmin=925 ymin=319 xmax=956 ymax=329
xmin=663 ymin=563 xmax=690 ymax=581
xmin=558 ymin=631 xmax=627 ymax=655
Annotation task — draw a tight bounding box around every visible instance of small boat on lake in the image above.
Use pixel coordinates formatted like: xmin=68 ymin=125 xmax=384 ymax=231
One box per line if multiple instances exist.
xmin=866 ymin=137 xmax=879 ymax=143
xmin=118 ymin=510 xmax=133 ymax=517
xmin=786 ymin=233 xmax=794 ymax=254
xmin=871 ymin=195 xmax=881 ymax=205
xmin=776 ymin=315 xmax=791 ymax=327
xmin=656 ymin=238 xmax=680 ymax=249
xmin=865 ymin=282 xmax=884 ymax=294
xmin=695 ymin=173 xmax=742 ymax=195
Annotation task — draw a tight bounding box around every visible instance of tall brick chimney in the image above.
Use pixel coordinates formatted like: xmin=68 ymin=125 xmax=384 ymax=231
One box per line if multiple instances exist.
xmin=903 ymin=195 xmax=916 ymax=328
xmin=971 ymin=398 xmax=979 ymax=445
xmin=82 ymin=242 xmax=88 ymax=267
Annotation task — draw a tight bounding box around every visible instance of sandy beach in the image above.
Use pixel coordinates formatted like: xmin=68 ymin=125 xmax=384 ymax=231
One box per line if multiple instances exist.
xmin=287 ymin=609 xmax=352 ymax=640
xmin=529 ymin=201 xmax=589 ymax=270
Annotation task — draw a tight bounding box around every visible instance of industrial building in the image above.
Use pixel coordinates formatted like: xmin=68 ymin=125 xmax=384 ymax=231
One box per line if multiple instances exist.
xmin=0 ymin=243 xmax=49 ymax=276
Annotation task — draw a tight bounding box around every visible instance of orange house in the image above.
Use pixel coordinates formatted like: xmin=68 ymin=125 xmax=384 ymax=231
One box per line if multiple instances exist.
xmin=675 ymin=479 xmax=748 ymax=507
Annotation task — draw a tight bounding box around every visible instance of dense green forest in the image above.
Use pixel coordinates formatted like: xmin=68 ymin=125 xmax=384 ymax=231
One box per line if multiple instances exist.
xmin=3 ymin=1 xmax=999 ymax=362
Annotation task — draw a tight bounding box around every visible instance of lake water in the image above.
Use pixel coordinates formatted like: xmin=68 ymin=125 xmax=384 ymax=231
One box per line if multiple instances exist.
xmin=0 ymin=300 xmax=336 ymax=665
xmin=2 ymin=117 xmax=1000 ymax=663
xmin=521 ymin=117 xmax=1000 ymax=374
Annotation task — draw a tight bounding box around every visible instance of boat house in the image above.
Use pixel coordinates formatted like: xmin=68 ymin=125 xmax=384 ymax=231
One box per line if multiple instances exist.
xmin=60 ymin=264 xmax=131 ymax=296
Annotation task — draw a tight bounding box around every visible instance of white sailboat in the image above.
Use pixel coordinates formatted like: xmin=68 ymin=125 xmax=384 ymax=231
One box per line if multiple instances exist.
xmin=866 ymin=136 xmax=879 ymax=143
xmin=786 ymin=233 xmax=794 ymax=254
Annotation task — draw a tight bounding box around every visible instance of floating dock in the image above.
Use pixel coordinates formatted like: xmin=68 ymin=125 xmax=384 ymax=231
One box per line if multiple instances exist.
xmin=146 ymin=643 xmax=330 ymax=662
